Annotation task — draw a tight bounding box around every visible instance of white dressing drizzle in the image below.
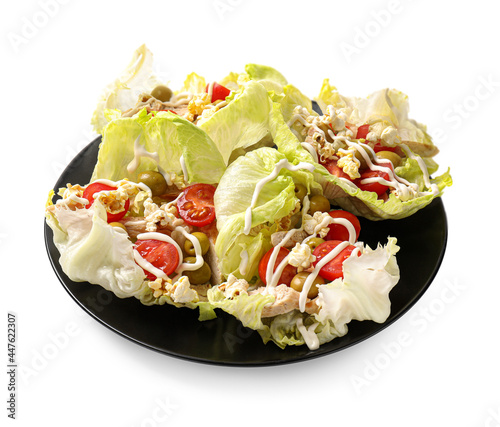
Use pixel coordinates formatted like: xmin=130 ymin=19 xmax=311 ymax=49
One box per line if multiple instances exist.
xmin=264 ymin=196 xmax=310 ymax=292
xmin=243 ymin=160 xmax=315 ymax=235
xmin=68 ymin=193 xmax=89 ymax=206
xmin=136 ymin=232 xmax=183 ymax=270
xmin=239 ymin=250 xmax=249 ymax=276
xmin=92 ymin=178 xmax=152 ymax=196
xmin=169 ymin=92 xmax=193 ymax=106
xmin=287 ymin=109 xmax=439 ymax=200
xmin=127 ymin=135 xmax=160 ymax=175
xmin=301 ymin=142 xmax=319 ymax=163
xmin=207 ymin=81 xmax=215 ymax=100
xmin=179 ymin=155 xmax=189 ymax=182
xmin=299 ymin=241 xmax=350 ymax=312
xmin=346 ymin=141 xmax=438 ymax=201
xmin=133 ymin=250 xmax=168 ymax=280
xmin=156 ymin=165 xmax=173 ymax=186
xmin=296 ymin=318 xmax=320 ymax=350
xmin=173 ymin=227 xmax=203 ymax=276
xmin=135 ymin=226 xmax=204 ymax=282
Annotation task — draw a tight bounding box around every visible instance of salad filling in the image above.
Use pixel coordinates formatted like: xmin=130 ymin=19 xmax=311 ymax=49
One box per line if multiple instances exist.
xmin=46 ymin=46 xmax=452 ymax=351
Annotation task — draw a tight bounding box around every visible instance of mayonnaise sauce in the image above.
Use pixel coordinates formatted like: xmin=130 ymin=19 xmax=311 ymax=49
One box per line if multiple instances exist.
xmin=299 ymin=241 xmax=350 ymax=312
xmin=296 ymin=318 xmax=320 ymax=350
xmin=127 ymin=135 xmax=160 ymax=175
xmin=179 ymin=155 xmax=189 ymax=183
xmin=239 ymin=250 xmax=249 ymax=276
xmin=243 ymin=160 xmax=315 ymax=235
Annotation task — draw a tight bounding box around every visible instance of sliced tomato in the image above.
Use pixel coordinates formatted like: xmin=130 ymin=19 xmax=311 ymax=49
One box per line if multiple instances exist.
xmin=134 ymin=239 xmax=179 ymax=281
xmin=354 ymin=160 xmax=393 ymax=196
xmin=82 ymin=183 xmax=130 ymax=223
xmin=205 ymin=82 xmax=231 ymax=103
xmin=323 ymin=159 xmax=353 ymax=181
xmin=313 ymin=240 xmax=359 ymax=282
xmin=258 ymin=247 xmax=297 ymax=286
xmin=356 ymin=124 xmax=370 ymax=140
xmin=177 ymin=184 xmax=216 ymax=227
xmin=325 ymin=210 xmax=361 ymax=242
xmin=372 ymin=143 xmax=404 ymax=156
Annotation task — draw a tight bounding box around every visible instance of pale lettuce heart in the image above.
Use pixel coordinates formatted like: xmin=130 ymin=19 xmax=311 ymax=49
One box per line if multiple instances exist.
xmin=315 ymin=79 xmax=439 ymax=157
xmin=314 ymin=238 xmax=400 ymax=333
xmin=91 ymin=45 xmax=163 ymax=134
xmin=46 ymin=201 xmax=147 ymax=299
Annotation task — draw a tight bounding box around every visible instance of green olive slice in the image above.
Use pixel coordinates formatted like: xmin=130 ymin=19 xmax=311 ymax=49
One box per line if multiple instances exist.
xmin=138 ymin=171 xmax=168 ymax=197
xmin=308 ymin=195 xmax=330 ymax=215
xmin=151 ymin=85 xmax=173 ymax=102
xmin=290 ymin=272 xmax=324 ymax=299
xmin=184 ymin=232 xmax=210 ymax=256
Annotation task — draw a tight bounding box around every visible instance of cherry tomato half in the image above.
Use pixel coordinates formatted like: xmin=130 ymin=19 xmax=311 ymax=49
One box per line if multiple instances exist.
xmin=177 ymin=184 xmax=216 ymax=227
xmin=325 ymin=210 xmax=361 ymax=242
xmin=323 ymin=159 xmax=353 ymax=181
xmin=356 ymin=124 xmax=370 ymax=140
xmin=354 ymin=160 xmax=393 ymax=196
xmin=134 ymin=239 xmax=180 ymax=281
xmin=372 ymin=143 xmax=404 ymax=156
xmin=205 ymin=82 xmax=231 ymax=103
xmin=82 ymin=183 xmax=130 ymax=223
xmin=313 ymin=240 xmax=360 ymax=282
xmin=258 ymin=247 xmax=297 ymax=287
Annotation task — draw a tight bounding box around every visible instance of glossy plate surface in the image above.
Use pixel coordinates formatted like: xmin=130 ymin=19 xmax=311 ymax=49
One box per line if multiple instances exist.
xmin=45 ymin=136 xmax=447 ymax=366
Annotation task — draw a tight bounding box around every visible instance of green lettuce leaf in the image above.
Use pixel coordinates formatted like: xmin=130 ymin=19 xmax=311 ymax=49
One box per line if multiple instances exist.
xmin=214 ymin=147 xmax=320 ymax=280
xmin=198 ymin=80 xmax=273 ymax=165
xmin=91 ymin=110 xmax=226 ymax=184
xmin=207 ymin=286 xmax=274 ymax=331
xmin=244 ymin=63 xmax=288 ymax=86
xmin=315 ymin=161 xmax=452 ymax=220
xmin=268 ymin=97 xmax=452 ymax=220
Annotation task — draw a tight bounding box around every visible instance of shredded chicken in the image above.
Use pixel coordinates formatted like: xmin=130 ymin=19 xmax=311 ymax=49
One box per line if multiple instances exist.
xmin=250 ymin=285 xmax=318 ymax=317
xmin=122 ymin=94 xmax=190 ymax=118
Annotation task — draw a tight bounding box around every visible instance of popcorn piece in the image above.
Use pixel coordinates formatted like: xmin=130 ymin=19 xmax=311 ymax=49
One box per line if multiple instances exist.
xmin=288 ymin=243 xmax=316 ymax=272
xmin=219 ymin=274 xmax=249 ymax=299
xmin=143 ymin=198 xmax=185 ymax=232
xmin=303 ymin=211 xmax=335 ymax=238
xmin=168 ymin=276 xmax=199 ymax=303
xmin=337 ymin=149 xmax=361 ymax=179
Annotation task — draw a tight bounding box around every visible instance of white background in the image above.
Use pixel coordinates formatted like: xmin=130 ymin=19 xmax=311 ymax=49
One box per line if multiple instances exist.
xmin=2 ymin=1 xmax=500 ymax=426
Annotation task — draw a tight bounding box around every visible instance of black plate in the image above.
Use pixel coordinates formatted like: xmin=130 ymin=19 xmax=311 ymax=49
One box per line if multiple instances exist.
xmin=45 ymin=136 xmax=447 ymax=366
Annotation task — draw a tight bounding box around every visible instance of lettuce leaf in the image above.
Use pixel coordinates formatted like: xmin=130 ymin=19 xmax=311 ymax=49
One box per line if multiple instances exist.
xmin=315 ymin=80 xmax=439 ymax=157
xmin=244 ymin=63 xmax=288 ymax=86
xmin=91 ymin=45 xmax=163 ymax=134
xmin=267 ymin=97 xmax=452 ymax=220
xmin=198 ymin=80 xmax=273 ymax=165
xmin=209 ymin=238 xmax=401 ymax=349
xmin=315 ymin=161 xmax=452 ymax=220
xmin=214 ymin=147 xmax=320 ymax=280
xmin=46 ymin=200 xmax=147 ymax=299
xmin=91 ymin=110 xmax=226 ymax=184
xmin=179 ymin=72 xmax=206 ymax=94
